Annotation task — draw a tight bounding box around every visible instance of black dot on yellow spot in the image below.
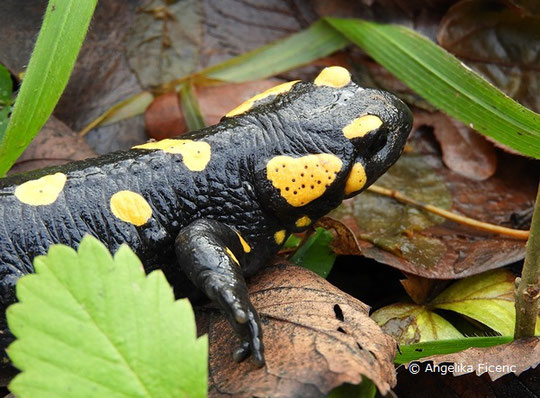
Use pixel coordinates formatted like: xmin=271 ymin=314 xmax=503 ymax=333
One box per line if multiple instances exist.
xmin=14 ymin=172 xmax=67 ymax=206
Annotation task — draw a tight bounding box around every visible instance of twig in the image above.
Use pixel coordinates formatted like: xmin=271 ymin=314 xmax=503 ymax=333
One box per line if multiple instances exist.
xmin=367 ymin=185 xmax=530 ymax=240
xmin=514 ymin=183 xmax=540 ymax=338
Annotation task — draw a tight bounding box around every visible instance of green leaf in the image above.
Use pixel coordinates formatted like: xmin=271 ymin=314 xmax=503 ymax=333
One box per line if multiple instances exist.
xmin=395 ymin=336 xmax=513 ymax=364
xmin=0 ymin=64 xmax=13 ymax=104
xmin=371 ymin=303 xmax=463 ymax=344
xmin=283 ymin=234 xmax=302 ymax=249
xmin=0 ymin=0 xmax=98 ymax=176
xmin=430 ymin=269 xmax=540 ymax=336
xmin=290 ymin=228 xmax=336 ymax=278
xmin=326 ymin=18 xmax=540 ymax=158
xmin=6 ymin=236 xmax=208 ymax=398
xmin=179 ymin=81 xmax=206 ymax=131
xmin=200 ymin=20 xmax=348 ymax=83
xmin=326 ymin=379 xmax=377 ymax=398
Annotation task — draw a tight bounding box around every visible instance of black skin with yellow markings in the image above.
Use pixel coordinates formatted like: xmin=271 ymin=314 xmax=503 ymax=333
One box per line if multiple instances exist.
xmin=0 ymin=67 xmax=412 ymax=369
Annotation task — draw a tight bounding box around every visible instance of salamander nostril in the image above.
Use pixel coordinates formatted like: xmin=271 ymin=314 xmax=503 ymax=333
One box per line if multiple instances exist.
xmin=367 ymin=131 xmax=387 ymax=154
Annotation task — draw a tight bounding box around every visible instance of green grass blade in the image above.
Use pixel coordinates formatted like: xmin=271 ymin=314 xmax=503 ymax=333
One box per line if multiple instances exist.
xmin=326 ymin=18 xmax=540 ymax=158
xmin=199 ymin=20 xmax=348 ymax=83
xmin=395 ymin=336 xmax=513 ymax=364
xmin=179 ymin=81 xmax=206 ymax=131
xmin=0 ymin=0 xmax=97 ymax=176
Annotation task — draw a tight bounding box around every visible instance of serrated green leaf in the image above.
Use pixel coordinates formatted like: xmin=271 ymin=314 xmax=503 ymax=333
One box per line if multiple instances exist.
xmin=395 ymin=336 xmax=513 ymax=364
xmin=0 ymin=0 xmax=98 ymax=176
xmin=7 ymin=235 xmax=207 ymax=398
xmin=0 ymin=64 xmax=12 ymax=104
xmin=326 ymin=18 xmax=540 ymax=158
xmin=290 ymin=228 xmax=336 ymax=278
xmin=180 ymin=81 xmax=206 ymax=131
xmin=430 ymin=269 xmax=540 ymax=336
xmin=372 ymin=303 xmax=463 ymax=344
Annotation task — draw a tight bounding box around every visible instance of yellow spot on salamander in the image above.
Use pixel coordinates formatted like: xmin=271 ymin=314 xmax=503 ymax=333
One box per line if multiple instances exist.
xmin=14 ymin=173 xmax=67 ymax=206
xmin=295 ymin=216 xmax=311 ymax=228
xmin=314 ymin=66 xmax=351 ymax=88
xmin=225 ymin=80 xmax=300 ymax=117
xmin=110 ymin=190 xmax=152 ymax=226
xmin=235 ymin=231 xmax=251 ymax=253
xmin=343 ymin=115 xmax=383 ymax=139
xmin=274 ymin=230 xmax=286 ymax=245
xmin=133 ymin=139 xmax=211 ymax=171
xmin=345 ymin=163 xmax=367 ymax=195
xmin=226 ymin=247 xmax=240 ymax=266
xmin=266 ymin=154 xmax=342 ymax=207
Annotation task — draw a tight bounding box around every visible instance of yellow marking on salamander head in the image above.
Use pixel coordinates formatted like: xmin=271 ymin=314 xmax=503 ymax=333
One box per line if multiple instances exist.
xmin=295 ymin=216 xmax=311 ymax=228
xmin=235 ymin=231 xmax=251 ymax=253
xmin=226 ymin=247 xmax=240 ymax=266
xmin=345 ymin=162 xmax=367 ymax=195
xmin=314 ymin=66 xmax=351 ymax=88
xmin=274 ymin=230 xmax=286 ymax=245
xmin=133 ymin=139 xmax=211 ymax=171
xmin=225 ymin=80 xmax=300 ymax=117
xmin=14 ymin=172 xmax=67 ymax=206
xmin=266 ymin=154 xmax=342 ymax=207
xmin=110 ymin=190 xmax=152 ymax=226
xmin=343 ymin=115 xmax=383 ymax=139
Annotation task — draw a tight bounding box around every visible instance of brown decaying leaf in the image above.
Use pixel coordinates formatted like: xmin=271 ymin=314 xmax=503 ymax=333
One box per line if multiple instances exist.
xmin=8 ymin=117 xmax=96 ymax=175
xmin=196 ymin=79 xmax=284 ymax=126
xmin=400 ymin=274 xmax=440 ymax=305
xmin=144 ymin=92 xmax=186 ymax=140
xmin=413 ymin=111 xmax=497 ymax=181
xmin=331 ymin=131 xmax=537 ymax=279
xmin=410 ymin=338 xmax=540 ymax=381
xmin=143 ymin=80 xmax=284 ymax=140
xmin=316 ymin=217 xmax=363 ymax=256
xmin=197 ymin=263 xmax=397 ymax=397
xmin=438 ymin=0 xmax=540 ymax=113
xmin=395 ymin=363 xmax=539 ymax=398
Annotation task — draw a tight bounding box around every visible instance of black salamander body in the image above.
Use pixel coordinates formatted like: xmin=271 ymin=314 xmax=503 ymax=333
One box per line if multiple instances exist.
xmin=0 ymin=67 xmax=412 ymax=367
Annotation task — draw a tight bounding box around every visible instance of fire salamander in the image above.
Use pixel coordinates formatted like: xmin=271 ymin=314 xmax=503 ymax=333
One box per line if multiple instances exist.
xmin=0 ymin=66 xmax=412 ymax=368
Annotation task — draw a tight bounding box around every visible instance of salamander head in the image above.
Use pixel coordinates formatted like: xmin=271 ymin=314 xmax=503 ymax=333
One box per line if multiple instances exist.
xmin=227 ymin=66 xmax=413 ymax=232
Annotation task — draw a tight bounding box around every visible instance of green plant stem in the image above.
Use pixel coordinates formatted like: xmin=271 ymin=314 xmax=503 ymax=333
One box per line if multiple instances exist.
xmin=514 ymin=182 xmax=540 ymax=338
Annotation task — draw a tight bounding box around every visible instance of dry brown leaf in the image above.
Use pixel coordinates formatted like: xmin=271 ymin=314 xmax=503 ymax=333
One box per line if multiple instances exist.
xmin=144 ymin=80 xmax=284 ymax=140
xmin=316 ymin=217 xmax=363 ymax=256
xmin=413 ymin=111 xmax=497 ymax=181
xmin=197 ymin=263 xmax=397 ymax=397
xmin=411 ymin=338 xmax=540 ymax=381
xmin=8 ymin=117 xmax=96 ymax=175
xmin=144 ymin=91 xmax=186 ymax=140
xmin=395 ymin=364 xmax=539 ymax=398
xmin=331 ymin=130 xmax=537 ymax=279
xmin=400 ymin=274 xmax=440 ymax=305
xmin=196 ymin=79 xmax=284 ymax=126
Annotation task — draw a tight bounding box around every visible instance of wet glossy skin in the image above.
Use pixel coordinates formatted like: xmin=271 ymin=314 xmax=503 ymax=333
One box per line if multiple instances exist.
xmin=0 ymin=67 xmax=412 ymax=368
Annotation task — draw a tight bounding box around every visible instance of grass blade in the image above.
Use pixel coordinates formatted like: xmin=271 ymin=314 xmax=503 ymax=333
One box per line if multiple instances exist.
xmin=191 ymin=20 xmax=348 ymax=84
xmin=179 ymin=81 xmax=206 ymax=131
xmin=395 ymin=336 xmax=513 ymax=364
xmin=0 ymin=0 xmax=97 ymax=175
xmin=326 ymin=18 xmax=540 ymax=158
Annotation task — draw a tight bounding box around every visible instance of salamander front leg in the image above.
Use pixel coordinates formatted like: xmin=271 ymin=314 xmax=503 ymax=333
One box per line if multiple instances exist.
xmin=175 ymin=219 xmax=265 ymax=367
